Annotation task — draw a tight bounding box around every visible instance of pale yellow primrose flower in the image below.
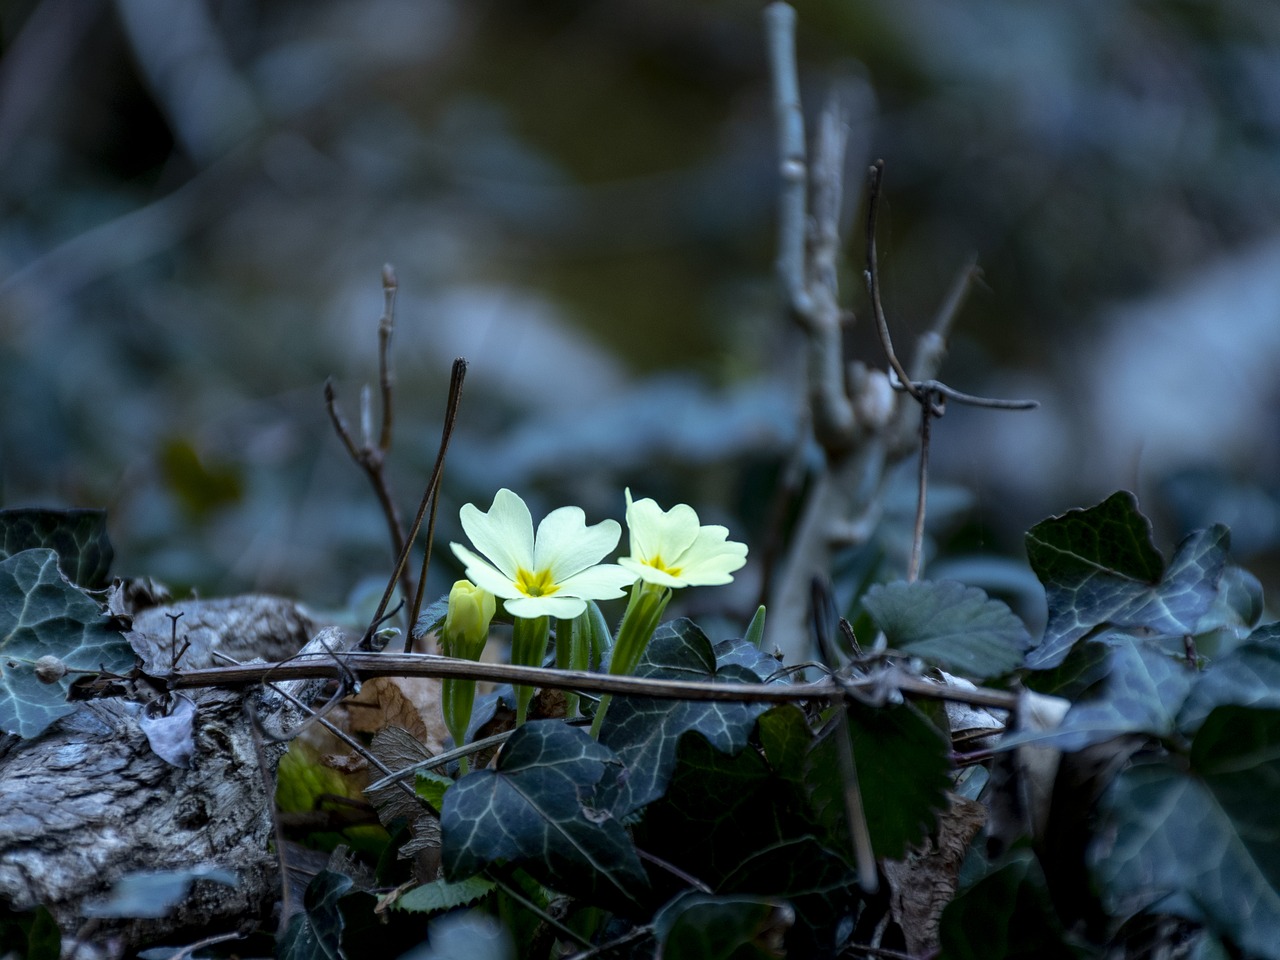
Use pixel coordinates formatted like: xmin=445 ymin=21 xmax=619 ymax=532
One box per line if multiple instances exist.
xmin=618 ymin=489 xmax=748 ymax=589
xmin=450 ymin=488 xmax=633 ymax=620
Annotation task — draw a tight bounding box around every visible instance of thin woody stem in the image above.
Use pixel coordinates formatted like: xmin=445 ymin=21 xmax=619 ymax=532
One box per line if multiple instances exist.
xmin=162 ymin=650 xmax=1019 ymax=711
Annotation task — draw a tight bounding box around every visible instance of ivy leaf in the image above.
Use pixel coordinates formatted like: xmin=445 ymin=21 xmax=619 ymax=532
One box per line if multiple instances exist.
xmin=1012 ymin=644 xmax=1194 ymax=751
xmin=0 ymin=508 xmax=113 ymax=589
xmin=721 ymin=837 xmax=859 ymax=957
xmin=278 ymin=870 xmax=355 ymax=960
xmin=633 ymin=730 xmax=799 ymax=889
xmin=440 ymin=720 xmax=648 ymax=909
xmin=652 ymin=893 xmax=794 ymax=960
xmin=938 ymin=850 xmax=1079 ymax=960
xmin=1026 ymin=492 xmax=1228 ymax=668
xmin=862 ymin=580 xmax=1031 ymax=679
xmin=1179 ymin=634 xmax=1280 ymax=731
xmin=757 ymin=705 xmax=813 ymax=788
xmin=1090 ymin=706 xmax=1280 ymax=959
xmin=0 ymin=548 xmax=135 ymax=737
xmin=394 ymin=875 xmax=495 ymax=914
xmin=805 ymin=701 xmax=951 ymax=861
xmin=598 ymin=620 xmax=780 ymax=817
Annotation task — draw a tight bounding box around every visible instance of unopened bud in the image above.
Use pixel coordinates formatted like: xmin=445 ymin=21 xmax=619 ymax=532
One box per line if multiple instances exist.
xmin=442 ymin=580 xmax=496 ymax=661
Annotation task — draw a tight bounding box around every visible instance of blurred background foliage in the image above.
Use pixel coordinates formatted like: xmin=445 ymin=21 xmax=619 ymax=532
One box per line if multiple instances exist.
xmin=2 ymin=0 xmax=1280 ymax=615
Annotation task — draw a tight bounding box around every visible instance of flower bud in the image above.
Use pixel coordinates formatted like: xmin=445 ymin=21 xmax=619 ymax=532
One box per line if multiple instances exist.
xmin=442 ymin=580 xmax=495 ymax=662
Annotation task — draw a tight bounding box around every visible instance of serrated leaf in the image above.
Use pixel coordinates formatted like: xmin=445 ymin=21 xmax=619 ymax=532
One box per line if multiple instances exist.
xmin=440 ymin=720 xmax=647 ymax=909
xmin=414 ymin=770 xmax=452 ymax=811
xmin=805 ymin=701 xmax=951 ymax=861
xmin=278 ymin=870 xmax=355 ymax=960
xmin=1026 ymin=492 xmax=1228 ymax=668
xmin=653 ymin=893 xmax=794 ymax=960
xmin=862 ymin=580 xmax=1031 ymax=679
xmin=1091 ymin=706 xmax=1280 ymax=959
xmin=0 ymin=508 xmax=113 ymax=589
xmin=83 ymin=868 xmax=237 ymax=919
xmin=395 ymin=875 xmax=495 ymax=914
xmin=721 ymin=837 xmax=860 ymax=957
xmin=1179 ymin=634 xmax=1280 ymax=731
xmin=0 ymin=548 xmax=134 ymax=737
xmin=938 ymin=850 xmax=1078 ymax=960
xmin=1012 ymin=644 xmax=1194 ymax=751
xmin=410 ymin=593 xmax=450 ymax=645
xmin=597 ymin=621 xmax=781 ymax=817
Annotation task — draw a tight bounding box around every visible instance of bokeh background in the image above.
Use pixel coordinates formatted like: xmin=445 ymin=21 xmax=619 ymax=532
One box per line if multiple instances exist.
xmin=3 ymin=0 xmax=1280 ymax=619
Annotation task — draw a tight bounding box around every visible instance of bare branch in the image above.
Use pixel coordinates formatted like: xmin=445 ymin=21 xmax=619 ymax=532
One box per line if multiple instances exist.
xmin=764 ymin=1 xmax=812 ymax=321
xmin=163 ymin=649 xmax=1018 ymax=712
xmin=864 ymin=159 xmax=917 ymax=400
xmin=377 ymin=264 xmax=397 ymax=452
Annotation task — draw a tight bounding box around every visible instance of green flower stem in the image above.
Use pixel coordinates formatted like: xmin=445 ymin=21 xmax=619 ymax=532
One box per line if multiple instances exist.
xmin=583 ymin=599 xmax=612 ymax=671
xmin=556 ymin=615 xmax=580 ymax=718
xmin=441 ymin=677 xmax=475 ymax=776
xmin=590 ymin=580 xmax=671 ymax=737
xmin=511 ymin=615 xmax=550 ymax=724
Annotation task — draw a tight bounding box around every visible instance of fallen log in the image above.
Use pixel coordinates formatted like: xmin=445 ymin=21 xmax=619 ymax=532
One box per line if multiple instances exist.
xmin=0 ymin=595 xmax=337 ymax=959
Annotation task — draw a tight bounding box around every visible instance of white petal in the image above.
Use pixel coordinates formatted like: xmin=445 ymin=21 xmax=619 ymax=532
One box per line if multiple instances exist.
xmin=460 ymin=489 xmax=534 ymax=579
xmin=671 ymin=526 xmax=748 ymax=586
xmin=557 ymin=562 xmax=635 ymax=600
xmin=505 ymin=595 xmax=586 ymax=620
xmin=625 ymin=494 xmax=699 ymax=564
xmin=618 ymin=557 xmax=686 ymax=589
xmin=535 ymin=508 xmax=621 ymax=581
xmin=450 ymin=543 xmax=522 ymax=599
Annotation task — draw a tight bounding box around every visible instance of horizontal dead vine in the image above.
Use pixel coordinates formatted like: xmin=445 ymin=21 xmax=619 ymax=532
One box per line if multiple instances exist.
xmin=159 ymin=652 xmax=1018 ymax=711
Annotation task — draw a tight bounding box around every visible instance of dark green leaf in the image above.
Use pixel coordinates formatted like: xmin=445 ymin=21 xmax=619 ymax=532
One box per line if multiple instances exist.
xmin=1179 ymin=635 xmax=1280 ymax=731
xmin=440 ymin=720 xmax=648 ymax=909
xmin=938 ymin=849 xmax=1079 ymax=960
xmin=0 ymin=903 xmax=60 ymax=960
xmin=652 ymin=893 xmax=794 ymax=960
xmin=805 ymin=701 xmax=951 ymax=861
xmin=395 ymin=875 xmax=495 ymax=914
xmin=598 ymin=620 xmax=780 ymax=816
xmin=757 ymin=705 xmax=813 ymax=788
xmin=633 ymin=731 xmax=809 ymax=889
xmin=82 ymin=867 xmax=236 ymax=918
xmin=0 ymin=548 xmax=135 ymax=737
xmin=862 ymin=579 xmax=1031 ymax=679
xmin=1014 ymin=644 xmax=1194 ymax=751
xmin=711 ymin=635 xmax=785 ymax=681
xmin=1091 ymin=707 xmax=1280 ymax=959
xmin=1026 ymin=492 xmax=1228 ymax=668
xmin=743 ymin=605 xmax=767 ymax=649
xmin=277 ymin=870 xmax=354 ymax=960
xmin=0 ymin=508 xmax=113 ymax=589
xmin=1021 ymin=641 xmax=1113 ymax=700
xmin=721 ymin=837 xmax=859 ymax=957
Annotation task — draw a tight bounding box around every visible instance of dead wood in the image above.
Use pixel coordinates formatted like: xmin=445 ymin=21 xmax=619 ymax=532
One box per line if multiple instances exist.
xmin=0 ymin=595 xmax=340 ymax=959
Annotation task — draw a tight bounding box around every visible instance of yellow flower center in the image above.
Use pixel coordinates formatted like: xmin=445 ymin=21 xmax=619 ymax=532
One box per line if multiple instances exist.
xmin=646 ymin=554 xmax=683 ymax=577
xmin=515 ymin=567 xmax=560 ymax=598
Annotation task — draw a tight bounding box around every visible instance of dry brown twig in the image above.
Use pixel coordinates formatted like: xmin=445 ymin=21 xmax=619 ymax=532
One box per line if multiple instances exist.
xmin=325 ymin=265 xmax=411 ymax=604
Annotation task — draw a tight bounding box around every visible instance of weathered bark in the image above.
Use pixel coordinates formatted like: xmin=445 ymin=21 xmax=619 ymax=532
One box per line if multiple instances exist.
xmin=0 ymin=595 xmax=340 ymax=959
